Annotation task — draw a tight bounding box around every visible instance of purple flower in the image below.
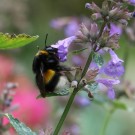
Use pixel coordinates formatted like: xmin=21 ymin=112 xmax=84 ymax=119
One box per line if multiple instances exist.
xmin=57 ymin=45 xmax=68 ymax=62
xmin=96 ymin=78 xmax=120 ymax=88
xmin=50 ymin=17 xmax=80 ymax=37
xmin=89 ymin=61 xmax=99 ymax=70
xmin=50 ymin=18 xmax=66 ymax=29
xmin=64 ymin=20 xmax=79 ymax=37
xmin=75 ymin=96 xmax=90 ymax=107
xmin=103 ymin=49 xmax=124 ymax=77
xmin=96 ymin=78 xmax=120 ymax=100
xmin=107 ymin=88 xmax=115 ymax=100
xmin=51 ymin=36 xmax=76 ymax=62
xmin=129 ymin=0 xmax=135 ymax=5
xmin=109 ymin=49 xmax=123 ymax=63
xmin=110 ymin=23 xmax=122 ymax=36
xmin=72 ymin=55 xmax=84 ymax=66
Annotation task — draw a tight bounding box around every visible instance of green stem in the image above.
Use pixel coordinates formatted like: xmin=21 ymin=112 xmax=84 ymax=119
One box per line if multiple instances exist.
xmin=99 ymin=109 xmax=114 ymax=135
xmin=97 ymin=21 xmax=106 ymax=40
xmin=80 ymin=51 xmax=93 ymax=80
xmin=53 ymin=51 xmax=94 ymax=135
xmin=53 ymin=90 xmax=78 ymax=135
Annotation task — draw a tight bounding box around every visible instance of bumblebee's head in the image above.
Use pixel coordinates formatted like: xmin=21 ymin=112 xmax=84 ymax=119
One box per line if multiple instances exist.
xmin=46 ymin=46 xmax=58 ymax=54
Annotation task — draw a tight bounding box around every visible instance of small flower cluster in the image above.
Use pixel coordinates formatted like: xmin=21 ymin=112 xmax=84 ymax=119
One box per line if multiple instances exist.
xmin=0 ymin=82 xmax=18 ymax=133
xmin=85 ymin=1 xmax=134 ymax=24
xmin=50 ymin=0 xmax=134 ymax=100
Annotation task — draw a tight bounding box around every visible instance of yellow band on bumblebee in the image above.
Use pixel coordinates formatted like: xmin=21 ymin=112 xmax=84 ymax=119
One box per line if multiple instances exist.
xmin=44 ymin=69 xmax=56 ymax=84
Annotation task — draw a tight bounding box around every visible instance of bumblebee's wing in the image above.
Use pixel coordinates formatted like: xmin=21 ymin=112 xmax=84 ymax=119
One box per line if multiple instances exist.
xmin=32 ymin=56 xmax=41 ymax=73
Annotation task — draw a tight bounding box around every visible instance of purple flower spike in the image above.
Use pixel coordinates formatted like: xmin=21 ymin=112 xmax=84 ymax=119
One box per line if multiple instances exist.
xmin=104 ymin=49 xmax=124 ymax=77
xmin=51 ymin=36 xmax=76 ymax=62
xmin=107 ymin=88 xmax=115 ymax=100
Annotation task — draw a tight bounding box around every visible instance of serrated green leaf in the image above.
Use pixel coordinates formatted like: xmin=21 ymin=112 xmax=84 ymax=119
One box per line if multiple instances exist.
xmin=112 ymin=100 xmax=127 ymax=110
xmin=93 ymin=53 xmax=104 ymax=67
xmin=0 ymin=33 xmax=39 ymax=49
xmin=4 ymin=113 xmax=37 ymax=135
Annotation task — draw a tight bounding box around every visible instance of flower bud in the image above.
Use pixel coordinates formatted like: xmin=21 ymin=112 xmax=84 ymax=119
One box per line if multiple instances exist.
xmin=85 ymin=3 xmax=91 ymax=9
xmin=71 ymin=80 xmax=78 ymax=88
xmin=118 ymin=19 xmax=128 ymax=26
xmin=89 ymin=2 xmax=101 ymax=13
xmin=80 ymin=23 xmax=89 ymax=36
xmin=90 ymin=23 xmax=98 ymax=38
xmin=109 ymin=7 xmax=120 ymax=17
xmin=91 ymin=13 xmax=102 ymax=20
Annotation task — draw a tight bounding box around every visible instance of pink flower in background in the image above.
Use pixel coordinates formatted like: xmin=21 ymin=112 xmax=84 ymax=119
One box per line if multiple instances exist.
xmin=0 ymin=55 xmax=14 ymax=81
xmin=12 ymin=76 xmax=51 ymax=128
xmin=0 ymin=54 xmax=51 ymax=130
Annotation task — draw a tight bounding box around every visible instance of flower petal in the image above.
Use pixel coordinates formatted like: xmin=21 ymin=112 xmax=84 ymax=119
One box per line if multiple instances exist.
xmin=109 ymin=49 xmax=123 ymax=64
xmin=107 ymin=88 xmax=115 ymax=100
xmin=96 ymin=78 xmax=120 ymax=88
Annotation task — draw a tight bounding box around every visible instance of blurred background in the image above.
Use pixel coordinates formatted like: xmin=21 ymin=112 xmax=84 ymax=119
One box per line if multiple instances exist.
xmin=0 ymin=0 xmax=135 ymax=135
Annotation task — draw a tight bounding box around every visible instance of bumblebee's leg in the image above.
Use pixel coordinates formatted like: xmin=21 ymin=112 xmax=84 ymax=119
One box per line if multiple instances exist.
xmin=57 ymin=66 xmax=82 ymax=82
xmin=57 ymin=66 xmax=82 ymax=72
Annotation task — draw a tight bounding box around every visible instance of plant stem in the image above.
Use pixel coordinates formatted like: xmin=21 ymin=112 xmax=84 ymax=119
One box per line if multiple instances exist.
xmin=53 ymin=21 xmax=107 ymax=135
xmin=53 ymin=89 xmax=78 ymax=135
xmin=99 ymin=109 xmax=114 ymax=135
xmin=80 ymin=51 xmax=93 ymax=80
xmin=53 ymin=51 xmax=94 ymax=135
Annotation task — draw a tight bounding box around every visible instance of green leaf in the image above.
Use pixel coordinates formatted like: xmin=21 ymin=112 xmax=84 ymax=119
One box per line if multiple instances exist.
xmin=0 ymin=33 xmax=39 ymax=49
xmin=87 ymin=81 xmax=98 ymax=91
xmin=4 ymin=113 xmax=37 ymax=135
xmin=46 ymin=88 xmax=69 ymax=97
xmin=112 ymin=100 xmax=127 ymax=110
xmin=37 ymin=88 xmax=70 ymax=98
xmin=93 ymin=53 xmax=104 ymax=67
xmin=72 ymin=47 xmax=88 ymax=54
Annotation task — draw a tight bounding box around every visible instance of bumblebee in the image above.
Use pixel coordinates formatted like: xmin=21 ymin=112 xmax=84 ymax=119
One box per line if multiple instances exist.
xmin=32 ymin=35 xmax=68 ymax=97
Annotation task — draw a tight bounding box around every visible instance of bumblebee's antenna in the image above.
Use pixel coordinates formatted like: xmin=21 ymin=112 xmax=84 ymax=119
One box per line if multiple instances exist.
xmin=44 ymin=34 xmax=48 ymax=48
